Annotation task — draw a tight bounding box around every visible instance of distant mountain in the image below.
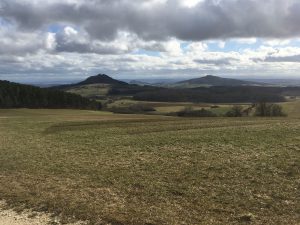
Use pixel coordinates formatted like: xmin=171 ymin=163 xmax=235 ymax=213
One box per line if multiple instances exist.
xmin=245 ymin=78 xmax=300 ymax=87
xmin=173 ymin=75 xmax=265 ymax=88
xmin=78 ymin=74 xmax=127 ymax=86
xmin=0 ymin=80 xmax=100 ymax=109
xmin=128 ymin=80 xmax=150 ymax=86
xmin=53 ymin=74 xmax=128 ymax=90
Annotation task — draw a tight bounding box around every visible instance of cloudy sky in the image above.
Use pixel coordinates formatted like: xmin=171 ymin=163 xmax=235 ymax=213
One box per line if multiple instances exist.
xmin=1 ymin=0 xmax=300 ymax=83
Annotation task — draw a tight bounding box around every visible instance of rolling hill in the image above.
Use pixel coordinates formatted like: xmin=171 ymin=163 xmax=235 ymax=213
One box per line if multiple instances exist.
xmin=77 ymin=74 xmax=127 ymax=86
xmin=172 ymin=75 xmax=265 ymax=88
xmin=53 ymin=74 xmax=127 ymax=90
xmin=50 ymin=74 xmax=299 ymax=103
xmin=52 ymin=74 xmax=129 ymax=98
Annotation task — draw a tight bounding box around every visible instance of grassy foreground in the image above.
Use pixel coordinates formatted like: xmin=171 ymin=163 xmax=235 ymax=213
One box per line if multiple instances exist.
xmin=0 ymin=108 xmax=299 ymax=225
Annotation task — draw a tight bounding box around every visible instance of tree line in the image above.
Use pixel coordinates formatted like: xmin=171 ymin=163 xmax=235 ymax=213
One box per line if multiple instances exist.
xmin=0 ymin=80 xmax=101 ymax=109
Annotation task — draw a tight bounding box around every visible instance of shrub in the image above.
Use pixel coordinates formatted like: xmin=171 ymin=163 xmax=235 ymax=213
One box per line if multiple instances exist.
xmin=109 ymin=104 xmax=156 ymax=114
xmin=270 ymin=104 xmax=286 ymax=116
xmin=129 ymin=104 xmax=156 ymax=112
xmin=176 ymin=107 xmax=217 ymax=117
xmin=255 ymin=102 xmax=286 ymax=117
xmin=226 ymin=105 xmax=243 ymax=117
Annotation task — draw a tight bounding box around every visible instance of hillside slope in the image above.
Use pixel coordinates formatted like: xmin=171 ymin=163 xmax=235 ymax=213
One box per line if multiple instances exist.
xmin=53 ymin=74 xmax=128 ymax=90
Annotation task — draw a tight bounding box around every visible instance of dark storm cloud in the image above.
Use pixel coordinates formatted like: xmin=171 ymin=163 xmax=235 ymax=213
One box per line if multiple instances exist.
xmin=1 ymin=0 xmax=300 ymax=42
xmin=264 ymin=54 xmax=300 ymax=62
xmin=194 ymin=58 xmax=238 ymax=66
xmin=54 ymin=28 xmax=131 ymax=54
xmin=0 ymin=28 xmax=47 ymax=55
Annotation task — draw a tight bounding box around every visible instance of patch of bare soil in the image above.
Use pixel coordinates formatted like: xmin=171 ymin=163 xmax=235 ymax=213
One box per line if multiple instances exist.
xmin=0 ymin=201 xmax=86 ymax=225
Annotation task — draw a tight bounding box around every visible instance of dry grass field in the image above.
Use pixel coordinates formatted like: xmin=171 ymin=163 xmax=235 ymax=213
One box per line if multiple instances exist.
xmin=67 ymin=84 xmax=111 ymax=98
xmin=0 ymin=102 xmax=299 ymax=224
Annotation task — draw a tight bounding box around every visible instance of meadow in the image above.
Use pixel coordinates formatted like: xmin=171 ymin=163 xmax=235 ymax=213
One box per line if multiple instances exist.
xmin=66 ymin=84 xmax=111 ymax=98
xmin=105 ymin=99 xmax=243 ymax=116
xmin=0 ymin=102 xmax=299 ymax=224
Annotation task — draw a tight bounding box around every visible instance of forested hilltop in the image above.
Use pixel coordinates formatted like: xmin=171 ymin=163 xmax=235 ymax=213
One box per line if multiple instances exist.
xmin=0 ymin=80 xmax=101 ymax=109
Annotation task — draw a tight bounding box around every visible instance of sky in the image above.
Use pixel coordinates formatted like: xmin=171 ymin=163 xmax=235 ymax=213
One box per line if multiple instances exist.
xmin=1 ymin=0 xmax=300 ymax=83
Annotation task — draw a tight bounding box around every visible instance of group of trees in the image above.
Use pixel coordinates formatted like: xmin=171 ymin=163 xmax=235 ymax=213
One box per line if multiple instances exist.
xmin=0 ymin=80 xmax=101 ymax=110
xmin=226 ymin=103 xmax=286 ymax=117
xmin=109 ymin=104 xmax=156 ymax=114
xmin=225 ymin=105 xmax=244 ymax=117
xmin=166 ymin=103 xmax=286 ymax=118
xmin=174 ymin=107 xmax=217 ymax=117
xmin=254 ymin=102 xmax=286 ymax=117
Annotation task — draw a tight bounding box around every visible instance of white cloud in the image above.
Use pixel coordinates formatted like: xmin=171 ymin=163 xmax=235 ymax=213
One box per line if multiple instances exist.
xmin=263 ymin=39 xmax=291 ymax=46
xmin=181 ymin=0 xmax=203 ymax=8
xmin=0 ymin=27 xmax=51 ymax=55
xmin=2 ymin=43 xmax=300 ymax=81
xmin=234 ymin=38 xmax=257 ymax=45
xmin=162 ymin=39 xmax=182 ymax=56
xmin=1 ymin=0 xmax=300 ymax=80
xmin=186 ymin=42 xmax=207 ymax=54
xmin=45 ymin=33 xmax=57 ymax=50
xmin=218 ymin=41 xmax=226 ymax=49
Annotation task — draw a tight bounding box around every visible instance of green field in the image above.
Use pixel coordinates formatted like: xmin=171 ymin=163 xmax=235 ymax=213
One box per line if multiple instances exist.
xmin=0 ymin=104 xmax=299 ymax=224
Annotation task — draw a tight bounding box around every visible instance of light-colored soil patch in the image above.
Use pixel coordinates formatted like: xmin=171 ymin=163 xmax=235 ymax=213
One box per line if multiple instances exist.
xmin=0 ymin=201 xmax=86 ymax=225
